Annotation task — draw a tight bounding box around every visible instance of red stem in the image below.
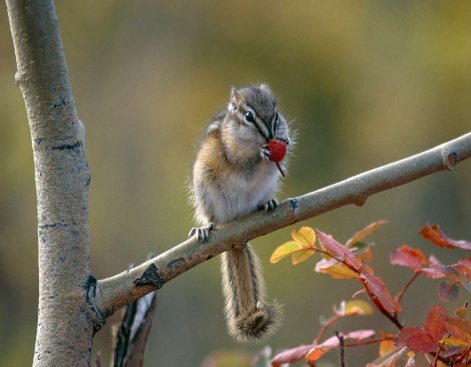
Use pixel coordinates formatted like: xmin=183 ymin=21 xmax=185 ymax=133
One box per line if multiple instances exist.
xmin=394 ymin=272 xmax=420 ymax=318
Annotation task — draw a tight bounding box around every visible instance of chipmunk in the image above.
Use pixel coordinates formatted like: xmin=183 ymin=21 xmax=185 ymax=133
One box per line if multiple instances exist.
xmin=189 ymin=84 xmax=291 ymax=343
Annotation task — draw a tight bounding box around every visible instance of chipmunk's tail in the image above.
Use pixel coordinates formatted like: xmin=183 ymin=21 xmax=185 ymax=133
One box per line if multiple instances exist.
xmin=220 ymin=243 xmax=282 ymax=343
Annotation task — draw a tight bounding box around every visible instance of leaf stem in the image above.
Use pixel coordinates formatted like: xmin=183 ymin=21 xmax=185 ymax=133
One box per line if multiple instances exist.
xmin=313 ymin=314 xmax=341 ymax=345
xmin=394 ymin=272 xmax=420 ymax=318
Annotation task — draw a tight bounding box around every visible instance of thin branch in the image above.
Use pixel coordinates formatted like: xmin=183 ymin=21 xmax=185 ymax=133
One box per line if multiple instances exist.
xmin=96 ymin=132 xmax=471 ymax=315
xmin=394 ymin=272 xmax=421 ymax=318
xmin=313 ymin=314 xmax=341 ymax=346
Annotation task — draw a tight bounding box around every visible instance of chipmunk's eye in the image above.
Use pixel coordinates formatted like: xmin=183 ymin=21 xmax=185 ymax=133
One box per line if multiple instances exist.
xmin=245 ymin=111 xmax=255 ymax=123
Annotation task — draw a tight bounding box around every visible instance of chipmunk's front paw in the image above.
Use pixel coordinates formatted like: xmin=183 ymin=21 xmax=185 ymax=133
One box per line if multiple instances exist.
xmin=260 ymin=145 xmax=272 ymax=160
xmin=189 ymin=222 xmax=214 ymax=243
xmin=258 ymin=199 xmax=278 ymax=212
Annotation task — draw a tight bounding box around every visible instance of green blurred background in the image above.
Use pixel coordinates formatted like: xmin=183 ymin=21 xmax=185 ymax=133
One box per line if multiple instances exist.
xmin=1 ymin=1 xmax=471 ymax=366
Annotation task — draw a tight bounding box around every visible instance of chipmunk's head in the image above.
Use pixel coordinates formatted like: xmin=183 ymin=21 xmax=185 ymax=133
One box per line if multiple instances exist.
xmin=224 ymin=84 xmax=289 ymax=151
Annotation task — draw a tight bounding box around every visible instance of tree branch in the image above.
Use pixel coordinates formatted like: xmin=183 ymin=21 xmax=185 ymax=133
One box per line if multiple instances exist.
xmin=96 ymin=132 xmax=471 ymax=315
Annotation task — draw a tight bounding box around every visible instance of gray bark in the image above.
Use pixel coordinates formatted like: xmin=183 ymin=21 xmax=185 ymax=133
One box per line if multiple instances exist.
xmin=6 ymin=1 xmax=98 ymax=366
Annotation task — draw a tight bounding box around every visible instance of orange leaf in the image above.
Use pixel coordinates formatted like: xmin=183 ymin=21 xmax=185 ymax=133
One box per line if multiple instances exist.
xmin=305 ymin=335 xmax=340 ymax=362
xmin=443 ymin=317 xmax=471 ymax=348
xmin=346 ymin=220 xmax=389 ymax=247
xmin=351 ymin=242 xmax=373 ymax=262
xmin=379 ymin=339 xmax=395 ymax=356
xmin=390 ymin=244 xmax=428 ymax=271
xmin=419 ymin=224 xmax=471 ymax=250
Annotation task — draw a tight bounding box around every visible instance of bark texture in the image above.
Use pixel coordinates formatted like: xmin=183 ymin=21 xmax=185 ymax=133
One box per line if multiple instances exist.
xmin=6 ymin=1 xmax=97 ymax=366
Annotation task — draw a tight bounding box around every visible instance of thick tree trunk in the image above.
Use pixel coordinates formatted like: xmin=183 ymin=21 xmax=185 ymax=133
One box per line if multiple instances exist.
xmin=6 ymin=1 xmax=98 ymax=365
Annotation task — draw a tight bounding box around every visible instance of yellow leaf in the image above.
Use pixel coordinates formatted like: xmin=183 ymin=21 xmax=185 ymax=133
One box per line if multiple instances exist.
xmin=270 ymin=241 xmax=303 ymax=263
xmin=292 ymin=227 xmax=316 ymax=248
xmin=345 ymin=220 xmax=389 ymax=247
xmin=316 ymin=261 xmax=361 ymax=279
xmin=291 ymin=248 xmax=316 ymax=265
xmin=454 ymin=305 xmax=467 ymax=319
xmin=344 ymin=300 xmax=374 ymax=316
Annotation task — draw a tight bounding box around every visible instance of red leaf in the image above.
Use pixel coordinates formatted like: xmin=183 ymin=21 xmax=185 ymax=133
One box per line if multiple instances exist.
xmin=316 ymin=230 xmax=363 ymax=270
xmin=390 ymin=244 xmax=428 ymax=271
xmin=361 ymin=272 xmax=401 ymax=313
xmin=420 ymin=266 xmax=446 ymax=280
xmin=304 ymin=331 xmax=376 ymax=364
xmin=393 ymin=326 xmax=439 ymax=353
xmin=271 ymin=344 xmax=314 ymax=366
xmin=437 ymin=281 xmax=459 ymax=302
xmin=419 ymin=224 xmax=471 ymax=250
xmin=429 ymin=254 xmax=443 ymax=266
xmin=452 ymin=259 xmax=471 ymax=281
xmin=424 ymin=305 xmax=448 ymax=342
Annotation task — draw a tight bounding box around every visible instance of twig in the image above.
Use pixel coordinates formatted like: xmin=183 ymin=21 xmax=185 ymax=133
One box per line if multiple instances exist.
xmin=314 ymin=314 xmax=341 ymax=345
xmin=336 ymin=332 xmax=345 ymax=367
xmin=394 ymin=272 xmax=420 ymax=315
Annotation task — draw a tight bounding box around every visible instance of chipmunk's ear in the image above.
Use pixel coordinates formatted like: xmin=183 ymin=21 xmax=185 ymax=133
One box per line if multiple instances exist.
xmin=228 ymin=87 xmax=240 ymax=112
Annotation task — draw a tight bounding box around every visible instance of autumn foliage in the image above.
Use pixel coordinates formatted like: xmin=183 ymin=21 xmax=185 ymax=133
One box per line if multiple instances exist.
xmin=263 ymin=221 xmax=471 ymax=367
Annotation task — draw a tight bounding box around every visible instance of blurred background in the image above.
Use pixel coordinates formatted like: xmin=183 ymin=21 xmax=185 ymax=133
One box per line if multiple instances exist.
xmin=1 ymin=1 xmax=471 ymax=366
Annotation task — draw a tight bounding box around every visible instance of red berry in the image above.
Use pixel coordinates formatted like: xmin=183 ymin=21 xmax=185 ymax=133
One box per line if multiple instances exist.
xmin=267 ymin=139 xmax=287 ymax=177
xmin=267 ymin=139 xmax=287 ymax=162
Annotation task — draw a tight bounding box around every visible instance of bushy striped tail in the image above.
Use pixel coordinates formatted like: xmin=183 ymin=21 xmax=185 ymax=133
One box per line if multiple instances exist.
xmin=220 ymin=243 xmax=282 ymax=343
